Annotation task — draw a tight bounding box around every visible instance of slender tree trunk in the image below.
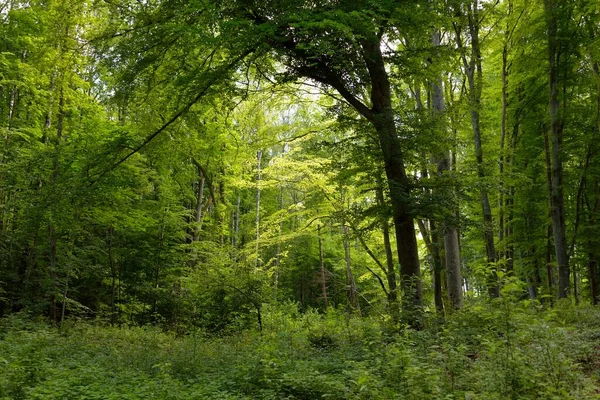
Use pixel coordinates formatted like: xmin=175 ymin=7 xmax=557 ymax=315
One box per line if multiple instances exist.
xmin=530 ymin=253 xmax=541 ymax=299
xmin=544 ymin=0 xmax=570 ymax=299
xmin=589 ymin=254 xmax=599 ymax=305
xmin=430 ymin=33 xmax=463 ymax=308
xmin=233 ymin=192 xmax=241 ymax=248
xmin=274 ymin=186 xmax=283 ymax=297
xmin=49 ymin=86 xmax=65 ymax=322
xmin=192 ymin=163 xmax=205 ymax=242
xmin=152 ymin=218 xmax=165 ymax=317
xmin=456 ymin=2 xmax=498 ymax=298
xmin=416 ymin=82 xmax=445 ymax=313
xmin=49 ymin=226 xmax=58 ymax=321
xmin=255 ymin=150 xmax=262 ymax=269
xmin=499 ymin=29 xmax=508 ymax=265
xmin=108 ymin=227 xmax=117 ymax=325
xmin=318 ymin=224 xmax=328 ymax=310
xmin=375 ymin=182 xmax=399 ymax=313
xmin=431 ymin=222 xmax=446 ymax=313
xmin=574 ymin=267 xmax=579 ymax=305
xmin=418 ymin=219 xmax=444 ymax=312
xmin=545 ymin=224 xmax=554 ymax=295
xmin=59 ymin=261 xmax=70 ymax=330
xmin=343 ymin=225 xmax=359 ymax=313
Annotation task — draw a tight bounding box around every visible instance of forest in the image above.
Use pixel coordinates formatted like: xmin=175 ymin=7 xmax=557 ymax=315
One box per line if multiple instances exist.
xmin=1 ymin=0 xmax=600 ymax=398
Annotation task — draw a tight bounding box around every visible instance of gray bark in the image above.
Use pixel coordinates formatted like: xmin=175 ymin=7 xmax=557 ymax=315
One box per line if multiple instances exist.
xmin=255 ymin=150 xmax=262 ymax=268
xmin=318 ymin=224 xmax=328 ymax=310
xmin=455 ymin=1 xmax=499 ymax=298
xmin=343 ymin=225 xmax=359 ymax=313
xmin=544 ymin=0 xmax=570 ymax=298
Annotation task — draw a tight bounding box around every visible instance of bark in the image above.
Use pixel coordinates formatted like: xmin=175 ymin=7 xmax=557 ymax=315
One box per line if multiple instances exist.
xmin=456 ymin=2 xmax=498 ymax=298
xmin=418 ymin=219 xmax=444 ymax=312
xmin=586 ymin=180 xmax=600 ymax=305
xmin=267 ymin=19 xmax=422 ymax=319
xmin=318 ymin=224 xmax=328 ymax=310
xmin=583 ymin=55 xmax=600 ymax=305
xmin=415 ymin=81 xmax=446 ymax=313
xmin=255 ymin=150 xmax=262 ymax=268
xmin=59 ymin=262 xmax=69 ymax=330
xmin=588 ymin=255 xmax=599 ymax=305
xmin=108 ymin=227 xmax=117 ymax=325
xmin=545 ymin=224 xmax=554 ymax=294
xmin=544 ymin=0 xmax=570 ymax=298
xmin=430 ymin=34 xmax=463 ymax=309
xmin=574 ymin=268 xmax=579 ymax=305
xmin=48 ymin=86 xmax=65 ymax=322
xmin=233 ymin=192 xmax=241 ymax=248
xmin=274 ymin=186 xmax=284 ymax=297
xmin=230 ymin=192 xmax=241 ymax=262
xmin=343 ymin=225 xmax=360 ymax=313
xmin=361 ymin=38 xmax=422 ymax=317
xmin=381 ymin=207 xmax=398 ymax=309
xmin=444 ymin=227 xmax=463 ymax=309
xmin=49 ymin=225 xmax=58 ymax=321
xmin=191 ymin=161 xmax=206 ymax=243
xmin=499 ymin=30 xmax=508 ymax=264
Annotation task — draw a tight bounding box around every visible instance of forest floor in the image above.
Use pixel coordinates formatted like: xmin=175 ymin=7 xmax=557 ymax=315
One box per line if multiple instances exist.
xmin=1 ymin=301 xmax=600 ymax=399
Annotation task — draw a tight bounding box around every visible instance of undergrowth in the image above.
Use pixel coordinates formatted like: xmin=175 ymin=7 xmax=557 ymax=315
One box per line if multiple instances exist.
xmin=1 ymin=299 xmax=600 ymax=399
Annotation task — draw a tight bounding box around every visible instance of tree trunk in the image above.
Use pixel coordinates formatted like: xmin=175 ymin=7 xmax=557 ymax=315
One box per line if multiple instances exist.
xmin=430 ymin=33 xmax=463 ymax=308
xmin=108 ymin=227 xmax=117 ymax=325
xmin=456 ymin=2 xmax=498 ymax=298
xmin=544 ymin=0 xmax=570 ymax=299
xmin=588 ymin=254 xmax=599 ymax=305
xmin=375 ymin=182 xmax=399 ymax=313
xmin=233 ymin=192 xmax=241 ymax=248
xmin=499 ymin=27 xmax=508 ymax=266
xmin=318 ymin=224 xmax=328 ymax=310
xmin=418 ymin=219 xmax=444 ymax=312
xmin=255 ymin=150 xmax=262 ymax=269
xmin=361 ymin=38 xmax=422 ymax=318
xmin=48 ymin=86 xmax=65 ymax=322
xmin=343 ymin=225 xmax=360 ymax=313
xmin=274 ymin=186 xmax=283 ymax=298
xmin=192 ymin=163 xmax=205 ymax=242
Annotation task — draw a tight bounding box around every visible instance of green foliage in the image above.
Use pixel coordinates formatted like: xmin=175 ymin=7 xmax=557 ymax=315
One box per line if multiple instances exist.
xmin=1 ymin=304 xmax=600 ymax=399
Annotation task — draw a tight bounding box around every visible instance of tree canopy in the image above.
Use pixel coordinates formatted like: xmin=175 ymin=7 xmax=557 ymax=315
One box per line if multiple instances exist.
xmin=0 ymin=0 xmax=599 ymax=330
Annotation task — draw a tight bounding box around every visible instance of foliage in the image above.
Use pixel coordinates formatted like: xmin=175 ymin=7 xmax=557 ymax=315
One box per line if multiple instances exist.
xmin=1 ymin=304 xmax=600 ymax=399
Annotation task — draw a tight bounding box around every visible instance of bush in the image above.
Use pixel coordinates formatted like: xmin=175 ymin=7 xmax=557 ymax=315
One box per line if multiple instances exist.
xmin=1 ymin=301 xmax=600 ymax=399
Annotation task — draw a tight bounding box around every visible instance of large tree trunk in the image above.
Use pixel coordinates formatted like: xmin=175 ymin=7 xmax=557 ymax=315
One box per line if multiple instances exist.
xmin=361 ymin=38 xmax=422 ymax=318
xmin=275 ymin=25 xmax=422 ymax=320
xmin=544 ymin=0 xmax=570 ymax=298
